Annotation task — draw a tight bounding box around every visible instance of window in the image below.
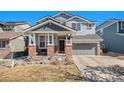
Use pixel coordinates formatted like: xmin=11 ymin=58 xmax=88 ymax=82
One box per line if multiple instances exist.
xmin=38 ymin=36 xmax=46 ymax=49
xmin=77 ymin=23 xmax=81 ymax=31
xmin=87 ymin=24 xmax=93 ymax=30
xmin=3 ymin=25 xmax=14 ymax=31
xmin=72 ymin=23 xmax=81 ymax=31
xmin=121 ymin=22 xmax=124 ymax=30
xmin=0 ymin=41 xmax=6 ymax=49
xmin=72 ymin=23 xmax=76 ymax=30
xmin=49 ymin=35 xmax=52 ymax=44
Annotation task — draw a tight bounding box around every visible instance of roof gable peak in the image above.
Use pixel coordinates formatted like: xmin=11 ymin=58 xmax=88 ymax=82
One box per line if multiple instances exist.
xmin=52 ymin=12 xmax=73 ymax=18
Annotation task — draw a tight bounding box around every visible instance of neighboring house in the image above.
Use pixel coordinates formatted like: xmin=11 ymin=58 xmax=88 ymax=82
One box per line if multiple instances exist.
xmin=96 ymin=19 xmax=124 ymax=54
xmin=0 ymin=22 xmax=31 ymax=59
xmin=0 ymin=22 xmax=31 ymax=32
xmin=23 ymin=12 xmax=102 ymax=57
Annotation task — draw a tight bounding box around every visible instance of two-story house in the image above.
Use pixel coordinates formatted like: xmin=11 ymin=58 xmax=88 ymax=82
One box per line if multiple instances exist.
xmin=96 ymin=19 xmax=124 ymax=54
xmin=24 ymin=12 xmax=102 ymax=57
xmin=0 ymin=22 xmax=31 ymax=58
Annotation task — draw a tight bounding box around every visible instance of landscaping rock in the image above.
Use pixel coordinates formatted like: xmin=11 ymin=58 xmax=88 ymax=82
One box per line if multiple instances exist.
xmin=84 ymin=65 xmax=124 ymax=82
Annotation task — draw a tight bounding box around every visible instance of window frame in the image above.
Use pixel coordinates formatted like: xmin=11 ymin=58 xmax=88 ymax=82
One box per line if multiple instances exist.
xmin=38 ymin=35 xmax=46 ymax=49
xmin=49 ymin=35 xmax=52 ymax=44
xmin=71 ymin=22 xmax=82 ymax=32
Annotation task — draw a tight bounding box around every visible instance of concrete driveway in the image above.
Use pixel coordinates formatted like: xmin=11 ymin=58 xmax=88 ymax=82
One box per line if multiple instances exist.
xmin=73 ymin=55 xmax=124 ymax=73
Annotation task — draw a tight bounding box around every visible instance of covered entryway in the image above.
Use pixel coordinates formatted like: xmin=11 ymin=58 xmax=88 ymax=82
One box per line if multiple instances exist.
xmin=72 ymin=43 xmax=96 ymax=55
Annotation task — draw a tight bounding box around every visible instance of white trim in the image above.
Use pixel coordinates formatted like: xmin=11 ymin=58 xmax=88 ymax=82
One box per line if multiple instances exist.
xmin=52 ymin=33 xmax=54 ymax=44
xmin=23 ymin=19 xmax=76 ymax=32
xmin=64 ymin=16 xmax=95 ymax=23
xmin=117 ymin=21 xmax=119 ymax=32
xmin=47 ymin=33 xmax=49 ymax=45
xmin=47 ymin=33 xmax=54 ymax=45
xmin=52 ymin=12 xmax=73 ymax=18
xmin=36 ymin=16 xmax=60 ymax=23
xmin=38 ymin=34 xmax=47 ymax=49
xmin=33 ymin=33 xmax=36 ymax=45
xmin=71 ymin=22 xmax=82 ymax=32
xmin=100 ymin=29 xmax=103 ymax=36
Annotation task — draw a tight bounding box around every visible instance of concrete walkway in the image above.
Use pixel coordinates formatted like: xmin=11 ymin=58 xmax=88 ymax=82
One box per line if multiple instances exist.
xmin=73 ymin=55 xmax=124 ymax=73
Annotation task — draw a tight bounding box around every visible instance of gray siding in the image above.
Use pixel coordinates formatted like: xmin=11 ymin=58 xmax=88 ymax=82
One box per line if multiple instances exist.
xmin=66 ymin=19 xmax=95 ymax=35
xmin=72 ymin=43 xmax=96 ymax=55
xmin=96 ymin=21 xmax=114 ymax=31
xmin=98 ymin=22 xmax=124 ymax=54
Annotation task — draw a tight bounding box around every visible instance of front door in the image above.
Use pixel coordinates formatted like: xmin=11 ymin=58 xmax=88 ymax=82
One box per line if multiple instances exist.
xmin=59 ymin=40 xmax=65 ymax=53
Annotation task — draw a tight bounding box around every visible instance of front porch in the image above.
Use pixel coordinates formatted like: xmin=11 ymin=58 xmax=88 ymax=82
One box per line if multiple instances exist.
xmin=28 ymin=32 xmax=73 ymax=57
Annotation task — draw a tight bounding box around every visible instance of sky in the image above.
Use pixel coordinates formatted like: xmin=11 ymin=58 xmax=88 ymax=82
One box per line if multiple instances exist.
xmin=0 ymin=11 xmax=124 ymax=25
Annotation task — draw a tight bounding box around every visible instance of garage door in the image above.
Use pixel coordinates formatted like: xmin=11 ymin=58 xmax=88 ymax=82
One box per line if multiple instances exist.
xmin=72 ymin=43 xmax=96 ymax=55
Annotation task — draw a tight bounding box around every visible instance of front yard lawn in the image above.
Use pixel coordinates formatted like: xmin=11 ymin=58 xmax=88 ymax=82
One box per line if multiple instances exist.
xmin=0 ymin=64 xmax=83 ymax=82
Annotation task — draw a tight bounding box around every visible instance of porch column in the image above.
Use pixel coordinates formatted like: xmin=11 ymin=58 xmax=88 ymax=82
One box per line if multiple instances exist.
xmin=65 ymin=34 xmax=72 ymax=56
xmin=96 ymin=42 xmax=100 ymax=56
xmin=33 ymin=33 xmax=36 ymax=45
xmin=47 ymin=33 xmax=55 ymax=56
xmin=29 ymin=34 xmax=32 ymax=45
xmin=28 ymin=33 xmax=36 ymax=58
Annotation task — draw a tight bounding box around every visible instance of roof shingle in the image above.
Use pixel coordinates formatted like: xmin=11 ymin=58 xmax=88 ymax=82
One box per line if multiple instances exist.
xmin=0 ymin=32 xmax=23 ymax=40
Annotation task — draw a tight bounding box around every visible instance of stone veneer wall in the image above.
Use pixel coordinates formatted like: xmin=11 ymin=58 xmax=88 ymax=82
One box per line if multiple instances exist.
xmin=28 ymin=45 xmax=36 ymax=58
xmin=47 ymin=45 xmax=54 ymax=56
xmin=65 ymin=45 xmax=72 ymax=56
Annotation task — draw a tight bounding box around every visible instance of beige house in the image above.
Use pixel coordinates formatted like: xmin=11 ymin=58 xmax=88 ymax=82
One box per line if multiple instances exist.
xmin=0 ymin=22 xmax=31 ymax=59
xmin=0 ymin=32 xmax=25 ymax=58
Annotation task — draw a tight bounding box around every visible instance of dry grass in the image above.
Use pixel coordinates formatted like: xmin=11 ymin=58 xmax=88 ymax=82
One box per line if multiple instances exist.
xmin=0 ymin=64 xmax=83 ymax=82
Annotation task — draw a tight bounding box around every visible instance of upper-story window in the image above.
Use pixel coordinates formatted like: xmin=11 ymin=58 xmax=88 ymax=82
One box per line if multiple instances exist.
xmin=3 ymin=25 xmax=14 ymax=31
xmin=87 ymin=24 xmax=94 ymax=30
xmin=121 ymin=22 xmax=124 ymax=30
xmin=72 ymin=23 xmax=81 ymax=31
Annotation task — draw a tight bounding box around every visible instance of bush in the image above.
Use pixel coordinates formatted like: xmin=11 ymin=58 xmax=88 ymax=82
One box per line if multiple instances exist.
xmin=49 ymin=60 xmax=61 ymax=65
xmin=65 ymin=55 xmax=73 ymax=65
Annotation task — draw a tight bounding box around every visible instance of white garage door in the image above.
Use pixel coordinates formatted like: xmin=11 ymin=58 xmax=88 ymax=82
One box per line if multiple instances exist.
xmin=72 ymin=43 xmax=96 ymax=55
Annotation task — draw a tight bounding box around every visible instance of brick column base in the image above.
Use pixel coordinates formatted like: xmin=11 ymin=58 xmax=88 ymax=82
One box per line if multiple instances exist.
xmin=96 ymin=43 xmax=100 ymax=56
xmin=28 ymin=44 xmax=36 ymax=58
xmin=65 ymin=45 xmax=72 ymax=56
xmin=47 ymin=45 xmax=54 ymax=56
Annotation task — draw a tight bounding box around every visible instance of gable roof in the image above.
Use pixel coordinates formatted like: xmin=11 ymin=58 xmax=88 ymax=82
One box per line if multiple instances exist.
xmin=96 ymin=19 xmax=118 ymax=31
xmin=64 ymin=16 xmax=96 ymax=23
xmin=0 ymin=32 xmax=23 ymax=40
xmin=37 ymin=16 xmax=61 ymax=24
xmin=52 ymin=12 xmax=73 ymax=18
xmin=23 ymin=18 xmax=76 ymax=32
xmin=0 ymin=22 xmax=31 ymax=26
